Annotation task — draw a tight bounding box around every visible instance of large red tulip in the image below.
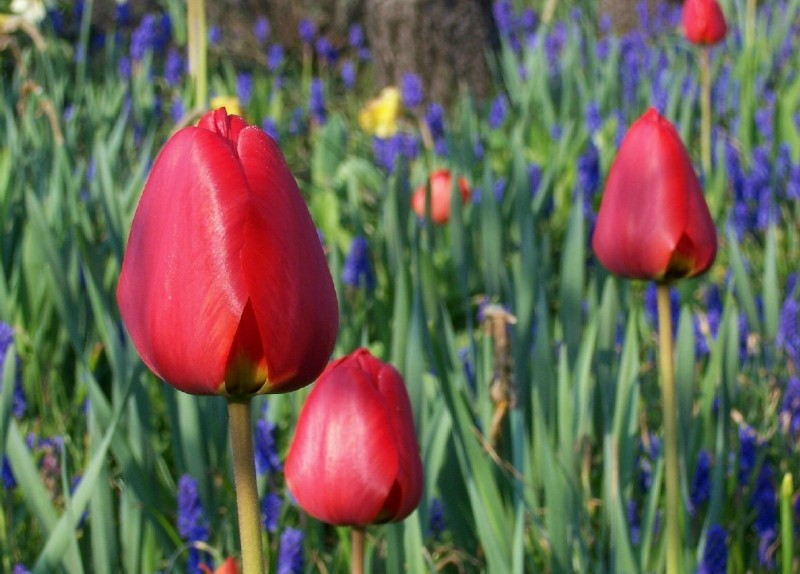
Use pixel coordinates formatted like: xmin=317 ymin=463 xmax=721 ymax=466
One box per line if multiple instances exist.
xmin=285 ymin=348 xmax=423 ymax=527
xmin=682 ymin=0 xmax=727 ymax=45
xmin=117 ymin=108 xmax=339 ymax=396
xmin=411 ymin=169 xmax=470 ymax=224
xmin=592 ymin=108 xmax=717 ymax=282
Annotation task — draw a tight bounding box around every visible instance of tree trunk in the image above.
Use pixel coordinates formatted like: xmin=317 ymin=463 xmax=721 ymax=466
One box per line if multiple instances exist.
xmin=363 ymin=0 xmax=495 ymax=105
xmin=598 ymin=0 xmax=660 ymax=34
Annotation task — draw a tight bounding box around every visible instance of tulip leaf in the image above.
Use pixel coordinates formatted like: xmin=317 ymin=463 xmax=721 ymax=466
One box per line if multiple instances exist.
xmin=559 ymin=200 xmax=585 ymax=365
xmin=725 ymin=225 xmax=761 ymax=336
xmin=34 ymin=379 xmax=129 ymax=573
xmin=762 ymin=223 xmax=779 ymax=343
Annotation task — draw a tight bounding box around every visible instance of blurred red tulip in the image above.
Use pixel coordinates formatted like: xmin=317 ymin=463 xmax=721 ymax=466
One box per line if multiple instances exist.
xmin=200 ymin=557 xmax=238 ymax=574
xmin=285 ymin=348 xmax=423 ymax=527
xmin=117 ymin=108 xmax=339 ymax=396
xmin=592 ymin=108 xmax=717 ymax=282
xmin=682 ymin=0 xmax=727 ymax=45
xmin=411 ymin=169 xmax=470 ymax=224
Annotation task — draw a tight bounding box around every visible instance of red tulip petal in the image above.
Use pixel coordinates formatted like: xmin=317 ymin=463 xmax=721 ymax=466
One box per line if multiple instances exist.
xmin=117 ymin=127 xmax=251 ymax=394
xmin=236 ymin=127 xmax=339 ymax=393
xmin=285 ymin=360 xmax=399 ymax=526
xmin=683 ymin=173 xmax=718 ymax=277
xmin=373 ymin=360 xmax=423 ymax=522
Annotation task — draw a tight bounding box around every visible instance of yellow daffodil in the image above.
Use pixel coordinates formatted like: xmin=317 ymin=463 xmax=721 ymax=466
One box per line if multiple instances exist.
xmin=210 ymin=96 xmax=242 ymax=117
xmin=359 ymin=87 xmax=401 ymax=138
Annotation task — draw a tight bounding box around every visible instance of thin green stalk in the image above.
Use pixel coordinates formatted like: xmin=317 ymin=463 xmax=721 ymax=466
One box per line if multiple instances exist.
xmin=781 ymin=473 xmax=794 ymax=574
xmin=228 ymin=398 xmax=265 ymax=574
xmin=699 ymin=47 xmax=712 ymax=181
xmin=187 ymin=0 xmax=208 ymax=108
xmin=352 ymin=527 xmax=366 ymax=574
xmin=656 ymin=283 xmax=683 ymax=574
xmin=745 ymin=0 xmax=756 ymax=49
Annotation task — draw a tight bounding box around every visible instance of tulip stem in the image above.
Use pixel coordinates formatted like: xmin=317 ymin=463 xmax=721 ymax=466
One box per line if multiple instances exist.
xmin=699 ymin=46 xmax=712 ymax=182
xmin=228 ymin=398 xmax=265 ymax=574
xmin=187 ymin=0 xmax=208 ymax=108
xmin=351 ymin=527 xmax=366 ymax=574
xmin=656 ymin=283 xmax=683 ymax=574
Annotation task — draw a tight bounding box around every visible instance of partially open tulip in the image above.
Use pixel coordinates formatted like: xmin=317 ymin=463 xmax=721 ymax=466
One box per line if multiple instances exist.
xmin=200 ymin=557 xmax=238 ymax=574
xmin=411 ymin=169 xmax=471 ymax=224
xmin=117 ymin=108 xmax=339 ymax=396
xmin=682 ymin=0 xmax=727 ymax=45
xmin=592 ymin=108 xmax=717 ymax=281
xmin=285 ymin=348 xmax=423 ymax=527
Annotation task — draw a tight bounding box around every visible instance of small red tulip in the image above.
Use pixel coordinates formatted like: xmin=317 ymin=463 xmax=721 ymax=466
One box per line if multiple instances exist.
xmin=682 ymin=0 xmax=727 ymax=45
xmin=200 ymin=557 xmax=238 ymax=574
xmin=411 ymin=169 xmax=471 ymax=224
xmin=592 ymin=108 xmax=717 ymax=282
xmin=117 ymin=108 xmax=339 ymax=396
xmin=285 ymin=348 xmax=423 ymax=527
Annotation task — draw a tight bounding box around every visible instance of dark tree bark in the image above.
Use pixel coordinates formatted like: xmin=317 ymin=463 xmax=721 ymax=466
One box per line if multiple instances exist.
xmin=363 ymin=0 xmax=495 ymax=105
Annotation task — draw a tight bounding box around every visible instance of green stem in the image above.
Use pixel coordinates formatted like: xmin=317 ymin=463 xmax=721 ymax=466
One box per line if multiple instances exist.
xmin=781 ymin=472 xmax=794 ymax=574
xmin=187 ymin=0 xmax=208 ymax=108
xmin=699 ymin=47 xmax=712 ymax=182
xmin=228 ymin=398 xmax=265 ymax=574
xmin=351 ymin=527 xmax=366 ymax=574
xmin=656 ymin=283 xmax=682 ymax=574
xmin=745 ymin=0 xmax=756 ymax=49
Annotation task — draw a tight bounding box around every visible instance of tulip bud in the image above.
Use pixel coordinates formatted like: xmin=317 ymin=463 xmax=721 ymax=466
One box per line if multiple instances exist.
xmin=592 ymin=108 xmax=717 ymax=282
xmin=411 ymin=169 xmax=471 ymax=224
xmin=682 ymin=0 xmax=727 ymax=45
xmin=117 ymin=108 xmax=339 ymax=396
xmin=285 ymin=349 xmax=423 ymax=527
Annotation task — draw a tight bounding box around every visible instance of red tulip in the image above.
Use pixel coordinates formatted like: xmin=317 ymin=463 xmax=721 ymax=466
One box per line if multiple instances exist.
xmin=285 ymin=348 xmax=423 ymax=527
xmin=411 ymin=169 xmax=470 ymax=224
xmin=682 ymin=0 xmax=727 ymax=45
xmin=592 ymin=108 xmax=717 ymax=282
xmin=200 ymin=558 xmax=238 ymax=574
xmin=117 ymin=108 xmax=339 ymax=396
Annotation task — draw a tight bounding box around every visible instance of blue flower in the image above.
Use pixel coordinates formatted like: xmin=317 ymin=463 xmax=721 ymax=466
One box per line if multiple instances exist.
xmin=267 ymin=44 xmax=284 ymax=72
xmin=254 ymin=415 xmax=282 ymax=476
xmin=690 ymin=450 xmax=711 ymax=515
xmin=237 ymin=72 xmax=253 ymax=107
xmin=488 ymin=95 xmax=508 ymax=130
xmin=131 ymin=14 xmax=156 ymax=61
xmin=261 ymin=117 xmax=279 ymax=142
xmin=309 ymin=78 xmax=327 ymax=125
xmin=457 ymin=348 xmax=476 ymax=392
xmin=170 ymin=98 xmax=184 ymax=124
xmin=425 ymin=103 xmax=445 ymax=140
xmin=298 ymin=19 xmax=315 ymax=45
xmin=492 ymin=0 xmax=513 ymax=36
xmin=341 ymin=60 xmax=356 ymax=90
xmin=254 ymin=16 xmax=270 ymax=44
xmin=401 ymin=73 xmax=424 ymax=109
xmin=261 ymin=492 xmax=283 ymax=533
xmin=315 ymin=37 xmax=338 ymax=65
xmin=781 ymin=376 xmax=800 ymax=438
xmin=277 ymin=528 xmax=304 ymax=574
xmin=373 ymin=136 xmax=402 ymax=173
xmin=776 ymin=292 xmax=799 ymax=367
xmin=342 ymin=235 xmax=376 ymax=290
xmin=698 ymin=525 xmax=727 ymax=574
xmin=751 ymin=464 xmax=777 ymax=568
xmin=585 ymin=102 xmax=602 ymax=135
xmin=164 ymin=49 xmax=183 ymax=87
xmin=348 ymin=24 xmax=364 ymax=48
xmin=427 ymin=498 xmax=446 ymax=539
xmin=737 ymin=425 xmax=757 ymax=486
xmin=176 ymin=474 xmax=209 ymax=572
xmin=12 ymin=565 xmax=30 ymax=574
xmin=2 ymin=456 xmax=15 ymax=490
xmin=208 ymin=25 xmax=221 ymax=46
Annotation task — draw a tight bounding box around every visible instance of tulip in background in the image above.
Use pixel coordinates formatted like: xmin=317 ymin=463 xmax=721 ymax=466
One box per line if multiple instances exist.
xmin=682 ymin=0 xmax=727 ymax=182
xmin=681 ymin=0 xmax=727 ymax=46
xmin=592 ymin=107 xmax=717 ymax=574
xmin=592 ymin=107 xmax=717 ymax=282
xmin=118 ymin=107 xmax=339 ymax=574
xmin=285 ymin=348 xmax=423 ymax=574
xmin=411 ymin=168 xmax=471 ymax=225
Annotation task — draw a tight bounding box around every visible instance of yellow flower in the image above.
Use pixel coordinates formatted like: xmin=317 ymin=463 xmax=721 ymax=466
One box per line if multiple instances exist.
xmin=359 ymin=87 xmax=401 ymax=138
xmin=210 ymin=96 xmax=242 ymax=117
